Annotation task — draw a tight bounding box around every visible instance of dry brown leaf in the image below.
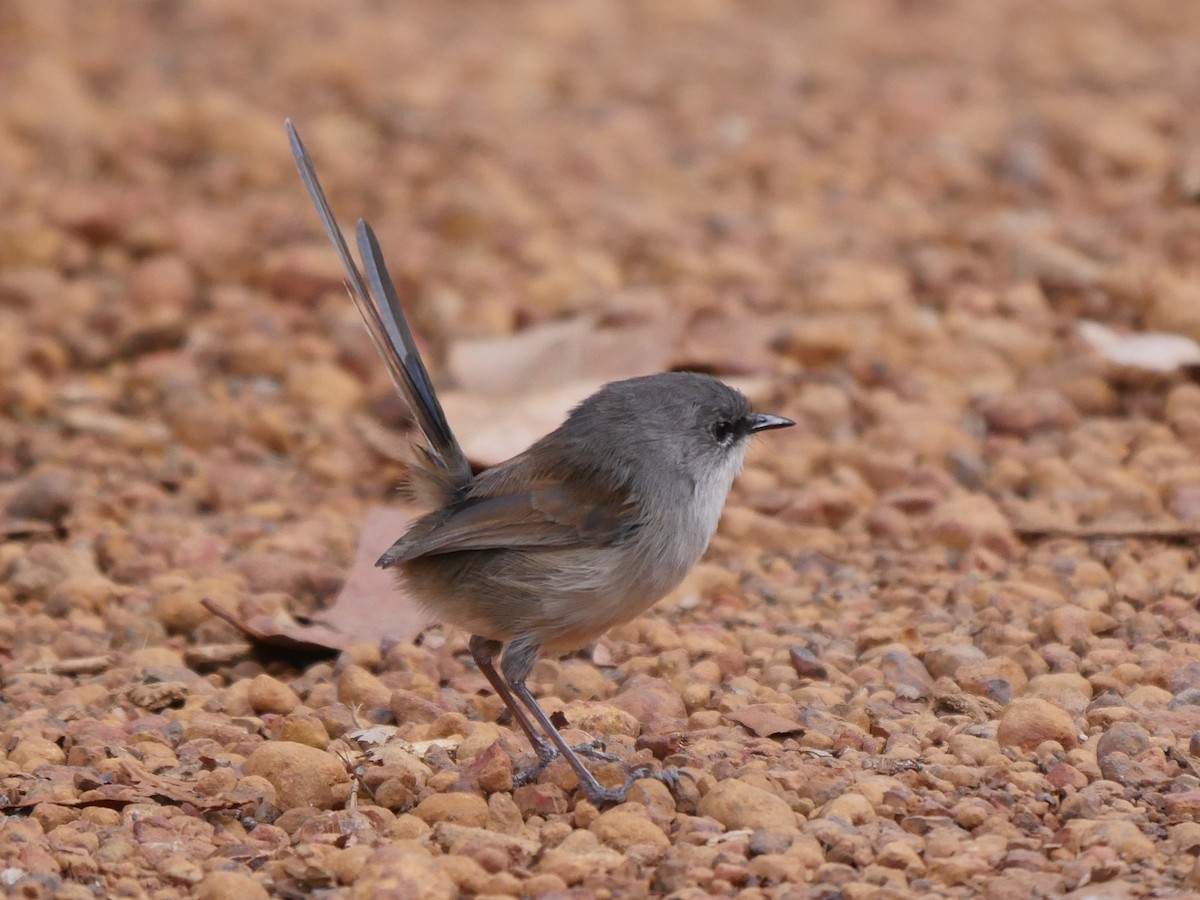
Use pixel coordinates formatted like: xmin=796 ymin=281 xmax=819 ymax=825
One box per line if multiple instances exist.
xmin=440 ymin=380 xmax=606 ymax=467
xmin=26 ymin=655 xmax=112 ymax=675
xmin=4 ymin=758 xmax=235 ymax=813
xmin=0 ymin=517 xmax=58 ymax=540
xmin=725 ymin=704 xmax=804 ymax=737
xmin=675 ymin=311 xmax=792 ymax=375
xmin=206 ymin=506 xmax=430 ymax=653
xmin=439 ymin=311 xmax=680 ymax=467
xmin=446 ymin=313 xmax=679 ymax=396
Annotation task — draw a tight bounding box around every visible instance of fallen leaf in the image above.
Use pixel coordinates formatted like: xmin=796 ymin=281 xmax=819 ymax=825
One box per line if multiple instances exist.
xmin=439 ymin=380 xmax=605 ymax=467
xmin=3 ymin=758 xmax=237 ymax=813
xmin=347 ymin=725 xmax=400 ymax=747
xmin=23 ymin=655 xmax=112 ymax=676
xmin=446 ymin=313 xmax=679 ymax=396
xmin=1078 ymin=319 xmax=1200 ymax=372
xmin=435 ymin=309 xmax=681 ymax=467
xmin=724 ymin=704 xmax=804 ymax=737
xmin=206 ymin=506 xmax=430 ymax=653
xmin=0 ymin=517 xmax=57 ymax=540
xmin=674 ymin=311 xmax=792 ymax=375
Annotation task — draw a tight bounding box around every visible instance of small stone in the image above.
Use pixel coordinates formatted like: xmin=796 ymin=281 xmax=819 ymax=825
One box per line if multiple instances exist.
xmin=1026 ymin=672 xmax=1093 ymax=716
xmin=949 ymin=798 xmax=992 ymax=830
xmin=923 ymin=643 xmax=986 ymax=679
xmin=413 ymin=792 xmax=489 ymax=828
xmin=537 ymin=830 xmax=625 ymax=886
xmin=748 ymin=829 xmax=793 ymax=856
xmin=955 ymin=656 xmax=1028 ymax=701
xmin=236 ymin=551 xmax=313 ymax=595
xmin=997 ymin=699 xmax=1078 ymax=751
xmin=279 ymin=713 xmax=330 ymax=749
xmin=553 ymin=661 xmax=611 ymax=701
xmin=389 ymin=689 xmax=445 ymax=724
xmin=374 ymin=779 xmax=416 ymax=811
xmin=247 ymin=674 xmax=301 ymax=715
xmin=1095 ymin=722 xmax=1151 ymax=762
xmin=928 ymin=494 xmax=1019 ymax=559
xmin=466 ymin=741 xmax=514 ymax=794
xmin=698 ymin=779 xmax=798 ymax=831
xmin=513 ymin=783 xmax=569 ymax=818
xmin=1066 ymin=819 xmax=1156 ymax=864
xmin=433 ymin=822 xmax=540 ymax=867
xmin=337 ymin=665 xmax=392 ymax=710
xmin=748 ymin=853 xmax=808 ymax=885
xmin=524 ymin=873 xmax=569 ymax=897
xmin=1097 ymin=751 xmax=1166 ymax=787
xmin=353 ymin=845 xmax=455 ymax=900
xmin=316 ymin=703 xmax=359 ymax=738
xmin=590 ymin=807 xmax=670 ymax=858
xmin=242 ymin=741 xmax=350 ymax=810
xmin=558 ymin=702 xmax=639 ymax=738
xmin=625 ymin=777 xmax=679 ymax=832
xmin=947 ymin=734 xmax=1001 ymax=766
xmin=789 ymin=646 xmax=828 ymax=679
xmin=31 ymin=803 xmax=75 ymax=831
xmin=286 ymin=361 xmax=363 ymax=414
xmin=455 ymin=723 xmax=507 ymax=762
xmin=876 ymin=840 xmax=925 ymax=872
xmin=152 ymin=583 xmax=214 ymax=634
xmin=44 ymin=574 xmax=120 ymax=617
xmin=978 ymin=389 xmax=1078 ymax=436
xmin=370 ymin=744 xmax=434 ymax=788
xmin=1164 ymin=791 xmax=1200 ymax=818
xmin=879 ymin=647 xmax=934 ymax=699
xmin=1125 ymin=685 xmax=1172 ymax=709
xmin=10 ymin=737 xmax=67 ymax=771
xmin=194 ymin=871 xmax=269 ymax=900
xmin=1166 ymin=661 xmax=1200 ymax=695
xmin=1046 ymin=762 xmax=1089 ymax=792
xmin=5 ymin=469 xmax=74 ymax=524
xmin=609 ymin=676 xmax=687 ymax=732
xmin=437 ymin=853 xmax=492 ymax=893
xmin=264 ymin=242 xmax=346 ymax=305
xmin=1041 ymin=607 xmax=1097 ymax=653
xmin=821 ymin=793 xmax=875 ymax=825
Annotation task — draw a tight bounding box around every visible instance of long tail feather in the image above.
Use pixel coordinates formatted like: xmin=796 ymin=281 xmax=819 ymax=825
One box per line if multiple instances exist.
xmin=285 ymin=119 xmax=472 ymax=493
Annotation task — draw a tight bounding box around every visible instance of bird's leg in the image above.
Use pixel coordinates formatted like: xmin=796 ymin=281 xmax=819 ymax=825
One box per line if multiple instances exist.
xmin=502 ymin=638 xmax=638 ymax=807
xmin=468 ymin=635 xmax=617 ymax=777
xmin=469 ymin=635 xmax=555 ymax=762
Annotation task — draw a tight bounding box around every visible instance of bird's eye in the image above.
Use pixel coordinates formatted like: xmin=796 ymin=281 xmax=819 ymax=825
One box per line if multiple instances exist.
xmin=711 ymin=420 xmax=735 ymax=444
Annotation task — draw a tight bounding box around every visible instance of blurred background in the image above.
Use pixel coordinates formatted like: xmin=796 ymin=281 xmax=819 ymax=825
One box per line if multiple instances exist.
xmin=5 ymin=1 xmax=1200 ymax=894
xmin=5 ymin=0 xmax=1200 ymax=521
xmin=3 ymin=0 xmax=1200 ymax=620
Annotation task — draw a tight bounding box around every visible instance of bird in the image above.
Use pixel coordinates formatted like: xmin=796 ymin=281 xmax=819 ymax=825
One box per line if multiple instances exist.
xmin=285 ymin=119 xmax=794 ymax=805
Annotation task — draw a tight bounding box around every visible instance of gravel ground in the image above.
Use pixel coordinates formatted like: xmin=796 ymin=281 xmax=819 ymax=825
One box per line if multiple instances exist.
xmin=4 ymin=1 xmax=1200 ymax=897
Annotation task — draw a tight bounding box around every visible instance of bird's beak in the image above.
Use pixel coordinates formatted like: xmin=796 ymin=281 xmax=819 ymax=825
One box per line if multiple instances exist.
xmin=747 ymin=413 xmax=795 ymax=433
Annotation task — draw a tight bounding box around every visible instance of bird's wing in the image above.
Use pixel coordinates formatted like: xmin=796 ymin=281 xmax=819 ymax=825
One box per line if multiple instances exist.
xmin=285 ymin=120 xmax=472 ymax=492
xmin=377 ymin=482 xmax=638 ymax=567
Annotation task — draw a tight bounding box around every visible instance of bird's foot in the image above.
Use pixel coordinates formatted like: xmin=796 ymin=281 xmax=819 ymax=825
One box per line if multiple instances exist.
xmin=582 ymin=765 xmax=695 ymax=808
xmin=513 ymin=740 xmax=620 ymax=787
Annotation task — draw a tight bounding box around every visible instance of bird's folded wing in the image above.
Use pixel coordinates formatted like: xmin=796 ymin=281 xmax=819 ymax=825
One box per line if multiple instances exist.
xmin=378 ymin=483 xmax=636 ymax=566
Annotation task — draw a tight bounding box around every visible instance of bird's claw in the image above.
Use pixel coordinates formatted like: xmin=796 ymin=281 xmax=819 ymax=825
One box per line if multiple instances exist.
xmin=571 ymin=739 xmax=620 ymax=763
xmin=513 ymin=740 xmax=621 ymax=787
xmin=628 ymin=764 xmax=695 ymax=791
xmin=582 ymin=765 xmax=694 ymax=807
